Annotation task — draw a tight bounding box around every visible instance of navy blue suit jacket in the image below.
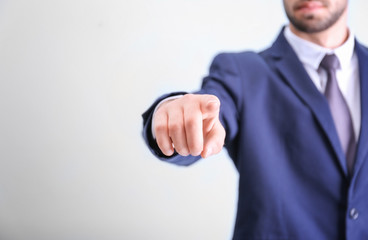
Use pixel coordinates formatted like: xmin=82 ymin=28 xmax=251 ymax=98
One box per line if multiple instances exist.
xmin=142 ymin=29 xmax=368 ymax=239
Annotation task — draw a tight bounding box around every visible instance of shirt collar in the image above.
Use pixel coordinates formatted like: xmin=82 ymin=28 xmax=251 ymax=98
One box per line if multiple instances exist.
xmin=284 ymin=25 xmax=355 ymax=71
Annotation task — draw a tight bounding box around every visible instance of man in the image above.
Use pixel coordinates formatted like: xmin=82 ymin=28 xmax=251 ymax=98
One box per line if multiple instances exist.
xmin=142 ymin=0 xmax=368 ymax=239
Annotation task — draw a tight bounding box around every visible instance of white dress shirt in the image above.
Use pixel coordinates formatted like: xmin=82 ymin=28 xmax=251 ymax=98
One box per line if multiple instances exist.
xmin=284 ymin=26 xmax=361 ymax=140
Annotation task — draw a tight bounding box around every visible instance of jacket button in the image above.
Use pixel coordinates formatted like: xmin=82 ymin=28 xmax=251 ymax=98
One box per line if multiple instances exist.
xmin=350 ymin=208 xmax=359 ymax=220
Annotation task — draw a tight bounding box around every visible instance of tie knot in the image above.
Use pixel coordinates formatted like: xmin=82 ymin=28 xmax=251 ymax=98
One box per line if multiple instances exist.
xmin=320 ymin=54 xmax=340 ymax=71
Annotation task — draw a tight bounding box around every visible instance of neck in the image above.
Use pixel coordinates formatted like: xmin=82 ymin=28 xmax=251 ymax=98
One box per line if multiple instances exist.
xmin=289 ymin=10 xmax=349 ymax=49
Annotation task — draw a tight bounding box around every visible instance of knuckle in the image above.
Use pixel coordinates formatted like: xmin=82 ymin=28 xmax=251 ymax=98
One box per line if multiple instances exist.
xmin=154 ymin=123 xmax=167 ymax=135
xmin=155 ymin=106 xmax=166 ymax=115
xmin=168 ymin=122 xmax=182 ymax=134
xmin=182 ymin=94 xmax=200 ymax=107
xmin=185 ymin=117 xmax=198 ymax=129
xmin=183 ymin=93 xmax=195 ymax=101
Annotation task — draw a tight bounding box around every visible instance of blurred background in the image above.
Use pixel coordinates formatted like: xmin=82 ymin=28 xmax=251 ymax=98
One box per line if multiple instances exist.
xmin=0 ymin=0 xmax=367 ymax=239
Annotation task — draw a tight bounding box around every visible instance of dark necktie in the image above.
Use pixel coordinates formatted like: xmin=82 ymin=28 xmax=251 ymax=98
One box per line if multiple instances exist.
xmin=320 ymin=54 xmax=356 ymax=174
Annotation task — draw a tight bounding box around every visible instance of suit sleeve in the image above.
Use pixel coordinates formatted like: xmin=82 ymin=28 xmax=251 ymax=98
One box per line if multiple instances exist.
xmin=142 ymin=53 xmax=245 ymax=166
xmin=199 ymin=53 xmax=244 ymax=145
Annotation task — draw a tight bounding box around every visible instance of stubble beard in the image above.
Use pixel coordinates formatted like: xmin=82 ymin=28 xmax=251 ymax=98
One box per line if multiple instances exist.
xmin=285 ymin=3 xmax=347 ymax=33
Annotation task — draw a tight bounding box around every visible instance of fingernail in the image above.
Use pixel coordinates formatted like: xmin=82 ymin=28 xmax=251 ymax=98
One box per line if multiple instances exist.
xmin=164 ymin=150 xmax=174 ymax=156
xmin=207 ymin=100 xmax=220 ymax=108
xmin=163 ymin=146 xmax=174 ymax=156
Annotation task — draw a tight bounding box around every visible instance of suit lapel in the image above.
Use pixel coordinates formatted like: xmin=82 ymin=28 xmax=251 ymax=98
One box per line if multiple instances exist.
xmin=268 ymin=29 xmax=348 ymax=176
xmin=351 ymin=41 xmax=368 ymax=176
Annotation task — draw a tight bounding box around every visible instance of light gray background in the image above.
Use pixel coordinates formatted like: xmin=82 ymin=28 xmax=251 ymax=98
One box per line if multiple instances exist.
xmin=0 ymin=1 xmax=367 ymax=239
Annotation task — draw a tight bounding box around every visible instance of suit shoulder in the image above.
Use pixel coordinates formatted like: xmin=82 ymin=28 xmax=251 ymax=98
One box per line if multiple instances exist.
xmin=211 ymin=50 xmax=269 ymax=70
xmin=213 ymin=51 xmax=263 ymax=62
xmin=356 ymin=38 xmax=368 ymax=48
xmin=356 ymin=40 xmax=368 ymax=53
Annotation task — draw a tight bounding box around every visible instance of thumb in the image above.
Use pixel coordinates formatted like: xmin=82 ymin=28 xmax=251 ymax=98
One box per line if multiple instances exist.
xmin=201 ymin=120 xmax=226 ymax=158
xmin=200 ymin=95 xmax=221 ymax=133
xmin=201 ymin=95 xmax=220 ymax=120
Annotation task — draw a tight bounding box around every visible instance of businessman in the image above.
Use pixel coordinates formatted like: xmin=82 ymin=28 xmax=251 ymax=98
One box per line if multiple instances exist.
xmin=142 ymin=0 xmax=368 ymax=239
